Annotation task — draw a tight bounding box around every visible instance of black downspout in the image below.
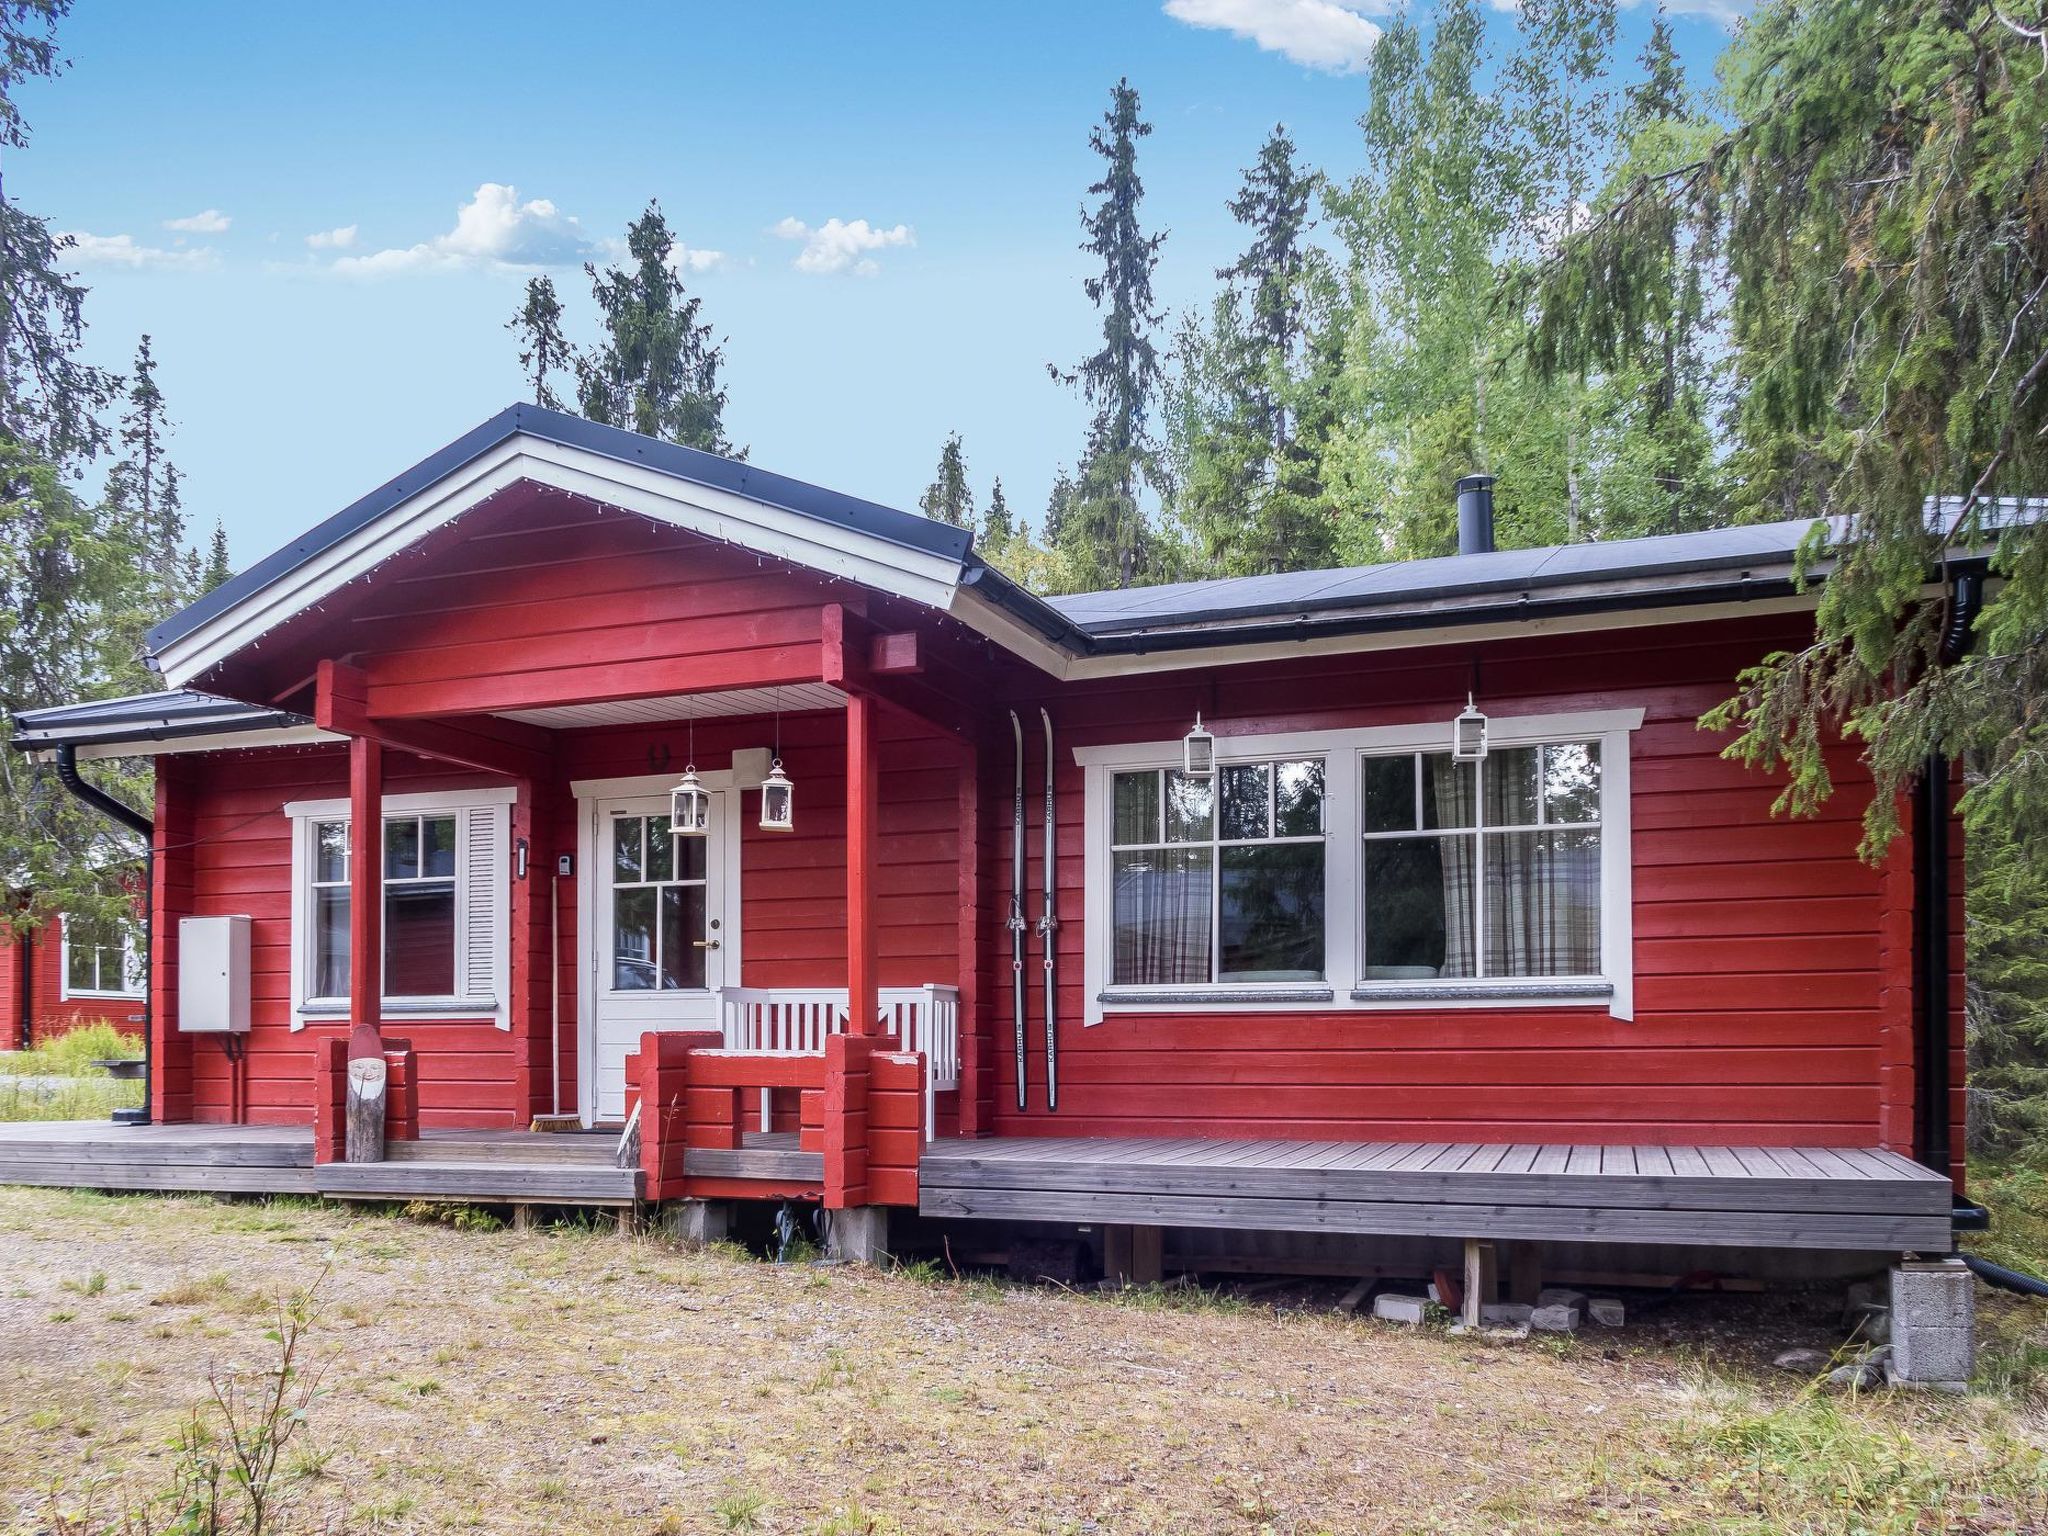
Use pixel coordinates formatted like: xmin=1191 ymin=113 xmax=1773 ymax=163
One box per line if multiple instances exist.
xmin=52 ymin=744 xmax=154 ymax=1127
xmin=1918 ymin=571 xmax=1983 ymax=1198
xmin=16 ymin=921 xmax=31 ymax=1051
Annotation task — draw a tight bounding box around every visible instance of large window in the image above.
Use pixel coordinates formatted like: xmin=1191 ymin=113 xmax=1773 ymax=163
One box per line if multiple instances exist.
xmin=1109 ymin=759 xmax=1325 ymax=987
xmin=285 ymin=788 xmax=510 ymax=1029
xmin=1359 ymin=743 xmax=1601 ymax=982
xmin=62 ymin=915 xmax=143 ymax=999
xmin=308 ymin=814 xmax=459 ymax=1000
xmin=1078 ymin=710 xmax=1639 ymax=1023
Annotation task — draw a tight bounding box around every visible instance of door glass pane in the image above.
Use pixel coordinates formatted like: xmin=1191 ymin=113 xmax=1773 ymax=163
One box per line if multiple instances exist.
xmin=385 ymin=881 xmax=455 ymax=996
xmin=384 ymin=816 xmax=419 ymax=879
xmin=1112 ymin=772 xmax=1159 ymax=846
xmin=1484 ymin=747 xmax=1541 ymax=827
xmin=1220 ymin=763 xmax=1270 ymax=841
xmin=1111 ymin=847 xmax=1213 ymax=985
xmin=613 ymin=816 xmax=643 ymax=881
xmin=1220 ymin=843 xmax=1324 ymax=981
xmin=1362 ymin=755 xmax=1415 ymax=834
xmin=1420 ymin=754 xmax=1476 ymax=829
xmin=421 ymin=816 xmax=457 ymax=877
xmin=315 ymin=822 xmax=349 ymax=882
xmin=644 ymin=815 xmax=673 ymax=882
xmin=314 ymin=887 xmax=351 ymax=997
xmin=1541 ymin=742 xmax=1601 ymax=825
xmin=660 ymin=885 xmax=706 ymax=990
xmin=1163 ymin=771 xmax=1214 ymax=843
xmin=612 ymin=886 xmax=656 ymax=990
xmin=1274 ymin=760 xmax=1325 ymax=837
xmin=1483 ymin=829 xmax=1601 ymax=976
xmin=1363 ymin=836 xmax=1475 ymax=979
xmin=674 ymin=832 xmax=707 ymax=882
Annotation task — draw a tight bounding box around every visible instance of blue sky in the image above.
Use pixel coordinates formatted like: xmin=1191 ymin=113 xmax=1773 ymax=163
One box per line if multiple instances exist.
xmin=19 ymin=0 xmax=1744 ymax=570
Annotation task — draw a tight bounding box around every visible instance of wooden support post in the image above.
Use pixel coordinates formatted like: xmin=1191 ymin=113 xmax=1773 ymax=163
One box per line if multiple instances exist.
xmin=1103 ymin=1226 xmax=1134 ymax=1286
xmin=1131 ymin=1225 xmax=1164 ymax=1287
xmin=616 ymin=1204 xmax=635 ymax=1237
xmin=1462 ymin=1238 xmax=1498 ymax=1329
xmin=348 ymin=735 xmax=383 ymax=1035
xmin=1508 ymin=1242 xmax=1543 ymax=1306
xmin=511 ymin=1204 xmax=533 ymax=1233
xmin=845 ymin=691 xmax=879 ymax=1036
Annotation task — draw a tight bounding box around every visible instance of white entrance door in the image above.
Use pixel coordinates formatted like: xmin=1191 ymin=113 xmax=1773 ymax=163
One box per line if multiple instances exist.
xmin=586 ymin=793 xmax=729 ymax=1123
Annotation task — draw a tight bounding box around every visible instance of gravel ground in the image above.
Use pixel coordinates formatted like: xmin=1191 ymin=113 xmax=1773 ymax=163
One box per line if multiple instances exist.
xmin=3 ymin=1187 xmax=2046 ymax=1535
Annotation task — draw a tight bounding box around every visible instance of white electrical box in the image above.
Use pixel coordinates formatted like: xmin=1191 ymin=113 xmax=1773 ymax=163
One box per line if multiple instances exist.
xmin=178 ymin=915 xmax=251 ymax=1034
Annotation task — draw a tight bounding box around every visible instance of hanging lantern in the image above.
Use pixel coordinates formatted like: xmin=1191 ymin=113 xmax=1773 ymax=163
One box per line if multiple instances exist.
xmin=1452 ymin=694 xmax=1489 ymax=762
xmin=759 ymin=758 xmax=795 ymax=832
xmin=1182 ymin=711 xmax=1216 ymax=778
xmin=670 ymin=765 xmax=711 ymax=837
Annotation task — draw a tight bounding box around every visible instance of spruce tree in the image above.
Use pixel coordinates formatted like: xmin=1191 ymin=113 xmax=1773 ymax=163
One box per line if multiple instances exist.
xmin=1049 ymin=79 xmax=1169 ymax=590
xmin=103 ymin=334 xmax=189 ymax=605
xmin=983 ymin=477 xmax=1014 ymax=549
xmin=508 ymin=274 xmax=571 ymax=412
xmin=201 ymin=518 xmax=231 ymax=591
xmin=918 ymin=432 xmax=975 ymax=529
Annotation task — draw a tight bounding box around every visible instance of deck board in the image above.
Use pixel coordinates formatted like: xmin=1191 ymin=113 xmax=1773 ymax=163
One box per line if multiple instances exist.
xmin=920 ymin=1134 xmax=1953 ymax=1253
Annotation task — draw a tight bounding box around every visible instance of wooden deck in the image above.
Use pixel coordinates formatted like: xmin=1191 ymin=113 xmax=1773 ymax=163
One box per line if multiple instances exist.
xmin=918 ymin=1137 xmax=1957 ymax=1253
xmin=0 ymin=1123 xmax=639 ymax=1206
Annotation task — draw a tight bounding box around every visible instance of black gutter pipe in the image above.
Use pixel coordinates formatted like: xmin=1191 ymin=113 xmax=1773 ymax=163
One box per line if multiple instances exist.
xmin=52 ymin=744 xmax=153 ymax=1127
xmin=15 ymin=919 xmax=30 ymax=1051
xmin=1919 ymin=571 xmax=1983 ymax=1198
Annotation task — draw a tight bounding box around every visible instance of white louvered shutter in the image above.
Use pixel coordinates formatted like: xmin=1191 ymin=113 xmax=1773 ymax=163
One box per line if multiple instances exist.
xmin=463 ymin=803 xmax=509 ymax=1028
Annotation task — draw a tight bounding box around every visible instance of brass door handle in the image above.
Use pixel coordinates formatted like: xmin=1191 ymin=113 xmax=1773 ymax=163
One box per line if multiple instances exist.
xmin=693 ymin=939 xmax=721 ymax=950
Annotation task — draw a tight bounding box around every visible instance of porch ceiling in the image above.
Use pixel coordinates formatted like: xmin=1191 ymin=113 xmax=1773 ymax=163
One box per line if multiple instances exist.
xmin=495 ymin=682 xmax=846 ymax=729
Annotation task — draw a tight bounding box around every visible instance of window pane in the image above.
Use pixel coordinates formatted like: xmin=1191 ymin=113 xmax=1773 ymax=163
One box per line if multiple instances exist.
xmin=646 ymin=814 xmax=674 ymax=882
xmin=1484 ymin=830 xmax=1601 ymax=977
xmin=1484 ymin=747 xmax=1541 ymax=827
xmin=1274 ymin=760 xmax=1325 ymax=837
xmin=1421 ymin=754 xmax=1476 ymax=829
xmin=1363 ymin=836 xmax=1476 ymax=979
xmin=675 ymin=832 xmax=707 ymax=882
xmin=1111 ymin=847 xmax=1213 ymax=985
xmin=421 ymin=816 xmax=457 ymax=878
xmin=385 ymin=880 xmax=455 ymax=996
xmin=1220 ymin=763 xmax=1270 ymax=840
xmin=613 ymin=816 xmax=643 ymax=882
xmin=120 ymin=940 xmax=146 ymax=995
xmin=1164 ymin=772 xmax=1214 ymax=843
xmin=612 ymin=886 xmax=656 ymax=989
xmin=314 ymin=887 xmax=351 ymax=997
xmin=1542 ymin=742 xmax=1601 ymax=825
xmin=1112 ymin=772 xmax=1159 ymax=846
xmin=384 ymin=817 xmax=420 ymax=880
xmin=65 ymin=940 xmax=97 ymax=993
xmin=1220 ymin=844 xmax=1324 ymax=981
xmin=660 ymin=885 xmax=706 ymax=990
xmin=315 ymin=822 xmax=348 ymax=883
xmin=1361 ymin=755 xmax=1414 ymax=834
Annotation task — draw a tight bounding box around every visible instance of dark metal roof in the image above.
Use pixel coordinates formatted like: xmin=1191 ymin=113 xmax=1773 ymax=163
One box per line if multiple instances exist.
xmin=146 ymin=403 xmax=977 ymax=656
xmin=11 ymin=689 xmax=312 ymax=750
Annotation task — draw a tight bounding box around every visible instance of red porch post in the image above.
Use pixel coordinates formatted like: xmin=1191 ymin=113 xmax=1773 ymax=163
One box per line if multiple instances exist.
xmin=846 ymin=690 xmax=879 ymax=1037
xmin=348 ymin=735 xmax=383 ymax=1035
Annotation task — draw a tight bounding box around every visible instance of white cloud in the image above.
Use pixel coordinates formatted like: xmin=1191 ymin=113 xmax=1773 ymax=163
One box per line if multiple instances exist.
xmin=59 ymin=231 xmax=218 ymax=270
xmin=1163 ymin=0 xmax=1381 ymax=73
xmin=305 ymin=223 xmax=358 ymax=250
xmin=1646 ymin=0 xmax=1753 ymax=25
xmin=668 ymin=243 xmax=725 ymax=274
xmin=164 ymin=208 xmax=231 ymax=234
xmin=332 ymin=182 xmax=595 ymax=276
xmin=771 ymin=216 xmax=914 ymax=277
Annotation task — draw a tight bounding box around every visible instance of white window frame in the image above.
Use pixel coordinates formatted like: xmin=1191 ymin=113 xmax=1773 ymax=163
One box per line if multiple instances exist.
xmin=284 ymin=786 xmax=515 ymax=1030
xmin=1077 ymin=708 xmax=1642 ymax=1025
xmin=58 ymin=915 xmax=145 ymax=1000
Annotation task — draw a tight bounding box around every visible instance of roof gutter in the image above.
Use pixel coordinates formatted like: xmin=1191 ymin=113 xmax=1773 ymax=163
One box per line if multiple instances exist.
xmin=51 ymin=745 xmax=153 ymax=1128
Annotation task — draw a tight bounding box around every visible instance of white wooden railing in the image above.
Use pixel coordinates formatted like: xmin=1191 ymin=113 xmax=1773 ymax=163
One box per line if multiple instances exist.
xmin=715 ymin=984 xmax=960 ymax=1138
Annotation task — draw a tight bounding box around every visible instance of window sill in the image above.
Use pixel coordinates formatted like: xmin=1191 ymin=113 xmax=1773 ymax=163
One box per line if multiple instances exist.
xmin=64 ymin=990 xmax=145 ymax=1002
xmin=299 ymin=998 xmax=499 ymax=1018
xmin=1098 ymin=986 xmax=1337 ymax=1007
xmin=1348 ymin=981 xmax=1614 ymax=1005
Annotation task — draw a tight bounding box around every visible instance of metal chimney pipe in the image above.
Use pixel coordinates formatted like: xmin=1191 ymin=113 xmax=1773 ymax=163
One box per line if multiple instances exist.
xmin=1456 ymin=474 xmax=1496 ymax=556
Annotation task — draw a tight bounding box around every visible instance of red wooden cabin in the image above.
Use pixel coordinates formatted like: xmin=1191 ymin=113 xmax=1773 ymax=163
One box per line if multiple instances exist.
xmin=8 ymin=406 xmax=1979 ymax=1286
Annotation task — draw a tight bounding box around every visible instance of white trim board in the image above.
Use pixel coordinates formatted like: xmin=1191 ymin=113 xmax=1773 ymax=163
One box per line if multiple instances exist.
xmin=1078 ymin=708 xmax=1642 ymax=1027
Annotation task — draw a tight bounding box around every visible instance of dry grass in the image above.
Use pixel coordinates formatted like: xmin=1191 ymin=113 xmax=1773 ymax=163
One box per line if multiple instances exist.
xmin=1 ymin=1188 xmax=2046 ymax=1535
